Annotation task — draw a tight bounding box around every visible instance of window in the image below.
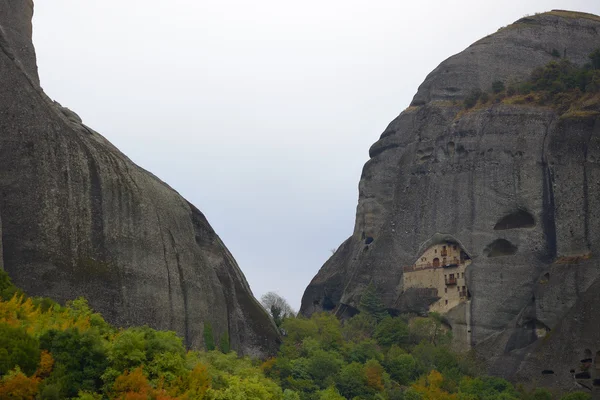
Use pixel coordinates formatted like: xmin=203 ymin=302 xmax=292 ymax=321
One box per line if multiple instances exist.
xmin=444 ymin=288 xmax=447 ymax=293
xmin=457 ymin=287 xmax=460 ymax=291
xmin=453 ymin=245 xmax=457 ymax=250
xmin=462 ymin=286 xmax=466 ymax=291
xmin=445 ymin=300 xmax=448 ymax=305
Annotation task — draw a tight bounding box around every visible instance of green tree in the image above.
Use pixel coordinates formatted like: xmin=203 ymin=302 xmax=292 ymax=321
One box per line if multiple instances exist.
xmin=204 ymin=322 xmax=216 ymax=351
xmin=39 ymin=328 xmax=108 ymax=398
xmin=385 ymin=345 xmax=418 ymax=385
xmin=590 ymin=48 xmax=600 ymax=69
xmin=306 ymin=350 xmax=343 ymax=388
xmin=346 ymin=339 xmax=383 ymax=364
xmin=0 ymin=323 xmax=40 ymax=376
xmin=341 ymin=313 xmax=377 ymax=342
xmin=336 ymin=362 xmax=373 ymax=399
xmin=359 ymin=282 xmax=388 ymax=322
xmin=219 ymin=331 xmax=230 ymax=353
xmin=318 ymin=386 xmax=345 ymax=400
xmin=0 ymin=269 xmax=22 ymax=301
xmin=375 ymin=316 xmax=410 ymax=348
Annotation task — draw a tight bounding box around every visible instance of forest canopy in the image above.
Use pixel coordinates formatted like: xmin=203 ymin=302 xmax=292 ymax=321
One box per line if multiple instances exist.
xmin=0 ymin=271 xmax=590 ymax=399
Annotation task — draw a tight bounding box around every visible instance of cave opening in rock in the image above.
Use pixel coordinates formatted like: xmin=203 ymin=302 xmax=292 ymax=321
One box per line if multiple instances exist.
xmin=485 ymin=239 xmax=518 ymax=257
xmin=541 ymin=370 xmax=554 ymax=375
xmin=494 ymin=209 xmax=535 ymax=230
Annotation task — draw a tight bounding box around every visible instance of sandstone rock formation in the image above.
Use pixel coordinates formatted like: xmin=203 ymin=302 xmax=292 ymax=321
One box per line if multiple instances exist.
xmin=301 ymin=10 xmax=600 ymax=392
xmin=0 ymin=0 xmax=279 ymax=356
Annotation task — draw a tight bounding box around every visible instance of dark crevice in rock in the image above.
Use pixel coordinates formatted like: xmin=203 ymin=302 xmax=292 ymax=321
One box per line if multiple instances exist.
xmin=81 ymin=145 xmax=107 ymax=260
xmin=168 ymin=230 xmax=189 ymax=346
xmin=541 ymin=370 xmax=554 ymax=374
xmin=541 ymin=121 xmax=557 ymax=260
xmin=493 ymin=209 xmax=535 ymax=230
xmin=575 ymin=372 xmax=591 ymax=379
xmin=484 ymin=239 xmax=518 ymax=257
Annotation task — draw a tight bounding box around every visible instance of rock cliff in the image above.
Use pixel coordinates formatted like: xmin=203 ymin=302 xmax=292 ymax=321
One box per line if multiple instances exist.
xmin=0 ymin=0 xmax=279 ymax=356
xmin=301 ymin=10 xmax=600 ymax=391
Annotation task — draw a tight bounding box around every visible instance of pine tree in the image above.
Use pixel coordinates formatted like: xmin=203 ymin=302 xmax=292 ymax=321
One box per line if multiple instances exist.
xmin=219 ymin=332 xmax=230 ymax=353
xmin=358 ymin=283 xmax=388 ymax=322
xmin=203 ymin=322 xmax=215 ymax=351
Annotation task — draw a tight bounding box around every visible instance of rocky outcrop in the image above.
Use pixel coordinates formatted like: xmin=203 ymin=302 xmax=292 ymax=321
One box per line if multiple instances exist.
xmin=0 ymin=1 xmax=279 ymax=356
xmin=301 ymin=10 xmax=600 ymax=392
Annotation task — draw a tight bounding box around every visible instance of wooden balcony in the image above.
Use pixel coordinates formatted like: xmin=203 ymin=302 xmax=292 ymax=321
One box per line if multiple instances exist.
xmin=445 ymin=276 xmax=457 ymax=286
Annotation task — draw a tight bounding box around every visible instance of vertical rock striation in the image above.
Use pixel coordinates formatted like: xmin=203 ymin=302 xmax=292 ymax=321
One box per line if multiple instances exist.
xmin=301 ymin=10 xmax=600 ymax=391
xmin=0 ymin=1 xmax=279 ymax=357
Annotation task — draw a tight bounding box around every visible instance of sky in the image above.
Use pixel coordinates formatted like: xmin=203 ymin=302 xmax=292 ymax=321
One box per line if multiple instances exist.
xmin=32 ymin=1 xmax=600 ymax=311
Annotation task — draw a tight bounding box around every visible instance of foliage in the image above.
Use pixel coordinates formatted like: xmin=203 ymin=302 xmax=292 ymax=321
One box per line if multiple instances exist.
xmin=0 ymin=275 xmax=576 ymax=399
xmin=0 ymin=368 xmax=40 ymax=400
xmin=204 ymin=322 xmax=216 ymax=351
xmin=0 ymin=323 xmax=40 ymax=376
xmin=359 ymin=282 xmax=389 ymax=322
xmin=462 ymin=48 xmax=600 ymax=119
xmin=261 ymin=292 xmax=296 ymax=327
xmin=219 ymin=332 xmax=230 ymax=354
xmin=39 ymin=328 xmax=108 ymax=397
xmin=463 ymin=89 xmax=483 ymax=108
xmin=560 ymin=392 xmax=592 ymax=400
xmin=492 ymin=80 xmax=506 ymax=93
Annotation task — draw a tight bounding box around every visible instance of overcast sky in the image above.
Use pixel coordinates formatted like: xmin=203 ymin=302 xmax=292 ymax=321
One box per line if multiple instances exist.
xmin=32 ymin=1 xmax=600 ymax=311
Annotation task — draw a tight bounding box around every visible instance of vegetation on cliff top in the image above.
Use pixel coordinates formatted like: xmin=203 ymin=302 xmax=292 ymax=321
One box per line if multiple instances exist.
xmin=0 ymin=271 xmax=591 ymax=399
xmin=461 ymin=48 xmax=600 ymax=120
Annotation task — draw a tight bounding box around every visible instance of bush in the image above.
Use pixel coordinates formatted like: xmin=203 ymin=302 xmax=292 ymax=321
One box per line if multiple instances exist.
xmin=551 ymin=48 xmax=561 ymax=58
xmin=492 ymin=80 xmax=505 ymax=93
xmin=463 ymin=89 xmax=482 ymax=108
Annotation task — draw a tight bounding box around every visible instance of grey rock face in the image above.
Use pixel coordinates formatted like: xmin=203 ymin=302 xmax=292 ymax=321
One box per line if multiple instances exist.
xmin=0 ymin=1 xmax=279 ymax=357
xmin=301 ymin=11 xmax=600 ymax=391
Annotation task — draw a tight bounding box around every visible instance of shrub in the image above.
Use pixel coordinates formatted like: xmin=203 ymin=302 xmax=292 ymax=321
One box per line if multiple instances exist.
xmin=492 ymin=80 xmax=505 ymax=93
xmin=590 ymin=48 xmax=600 ymax=69
xmin=551 ymin=48 xmax=561 ymax=58
xmin=463 ymin=89 xmax=482 ymax=108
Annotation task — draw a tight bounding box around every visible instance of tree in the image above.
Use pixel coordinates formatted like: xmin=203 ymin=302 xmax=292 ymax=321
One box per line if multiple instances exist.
xmin=590 ymin=48 xmax=600 ymax=70
xmin=39 ymin=328 xmax=108 ymax=397
xmin=375 ymin=317 xmax=410 ymax=348
xmin=0 ymin=369 xmax=40 ymax=400
xmin=260 ymin=292 xmax=295 ymax=327
xmin=0 ymin=323 xmax=41 ymax=376
xmin=203 ymin=322 xmax=215 ymax=351
xmin=358 ymin=282 xmax=388 ymax=322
